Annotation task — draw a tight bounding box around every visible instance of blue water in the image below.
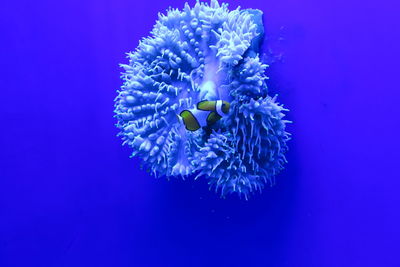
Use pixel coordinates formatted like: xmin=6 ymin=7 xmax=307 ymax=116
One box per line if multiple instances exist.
xmin=1 ymin=0 xmax=399 ymax=266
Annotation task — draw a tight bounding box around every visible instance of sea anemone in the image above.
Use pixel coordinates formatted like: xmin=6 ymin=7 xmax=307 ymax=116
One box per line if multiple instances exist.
xmin=114 ymin=0 xmax=290 ymax=198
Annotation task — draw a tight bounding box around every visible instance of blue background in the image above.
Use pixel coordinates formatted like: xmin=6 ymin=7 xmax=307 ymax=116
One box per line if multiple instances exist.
xmin=1 ymin=0 xmax=399 ymax=266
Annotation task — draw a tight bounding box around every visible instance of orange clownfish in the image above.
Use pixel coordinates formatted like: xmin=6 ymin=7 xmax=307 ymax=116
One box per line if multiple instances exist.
xmin=178 ymin=100 xmax=230 ymax=131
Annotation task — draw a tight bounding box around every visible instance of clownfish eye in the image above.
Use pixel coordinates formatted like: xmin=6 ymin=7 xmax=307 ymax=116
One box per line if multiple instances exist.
xmin=222 ymin=101 xmax=230 ymax=114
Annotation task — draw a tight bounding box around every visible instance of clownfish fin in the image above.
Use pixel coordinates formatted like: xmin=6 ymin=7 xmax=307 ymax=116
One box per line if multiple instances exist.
xmin=180 ymin=110 xmax=201 ymax=131
xmin=206 ymin=111 xmax=222 ymax=126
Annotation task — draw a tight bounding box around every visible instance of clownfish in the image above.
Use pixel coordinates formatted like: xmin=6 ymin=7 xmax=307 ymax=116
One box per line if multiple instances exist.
xmin=178 ymin=100 xmax=230 ymax=131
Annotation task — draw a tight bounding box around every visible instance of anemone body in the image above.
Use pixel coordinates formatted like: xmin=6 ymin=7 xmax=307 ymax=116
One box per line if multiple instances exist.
xmin=114 ymin=0 xmax=290 ymax=198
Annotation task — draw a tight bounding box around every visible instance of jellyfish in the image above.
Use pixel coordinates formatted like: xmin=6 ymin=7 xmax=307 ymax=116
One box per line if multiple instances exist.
xmin=114 ymin=0 xmax=290 ymax=198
